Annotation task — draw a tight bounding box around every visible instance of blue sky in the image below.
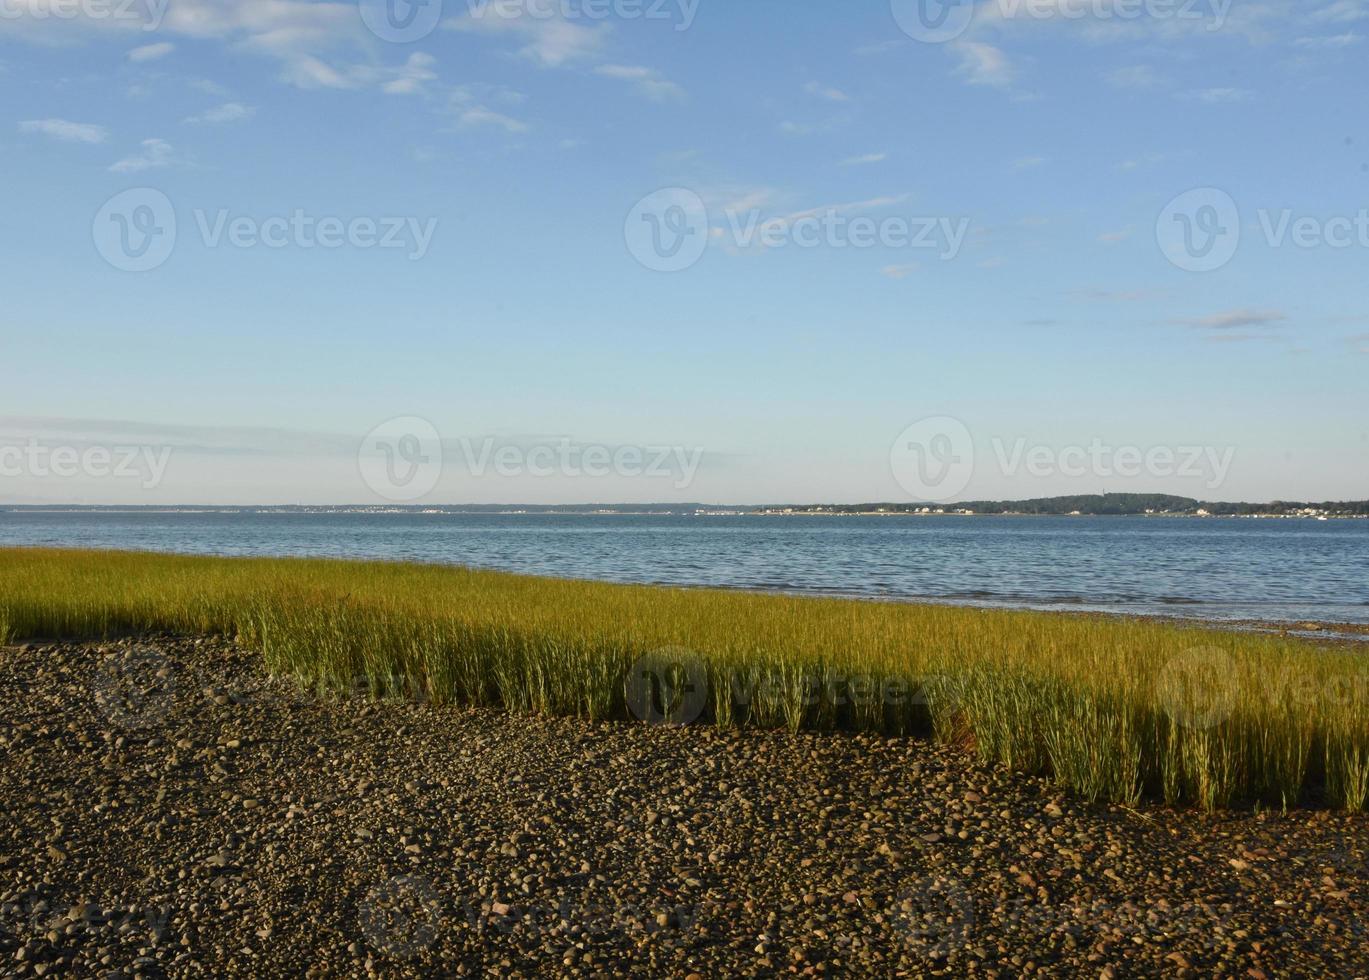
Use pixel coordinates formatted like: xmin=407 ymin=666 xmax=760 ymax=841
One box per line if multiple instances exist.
xmin=3 ymin=0 xmax=1368 ymax=505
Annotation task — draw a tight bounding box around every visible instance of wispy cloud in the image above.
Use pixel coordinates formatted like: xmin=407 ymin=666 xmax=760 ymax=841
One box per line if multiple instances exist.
xmin=1097 ymin=227 xmax=1133 ymax=244
xmin=128 ymin=42 xmax=174 ymax=63
xmin=447 ymin=2 xmax=605 ymax=67
xmin=183 ymin=102 xmax=255 ymax=125
xmin=1294 ymin=32 xmax=1363 ymax=47
xmin=840 ymin=152 xmax=887 ymax=166
xmin=382 ymin=52 xmax=439 ymax=95
xmin=804 ymin=81 xmax=850 ymax=102
xmin=1074 ymin=288 xmax=1167 ymax=302
xmin=1180 ymin=87 xmax=1254 ymax=104
xmin=19 ymin=118 xmax=108 ymax=144
xmin=108 ymin=137 xmax=177 ymax=173
xmin=1178 ymin=309 xmax=1288 ymax=330
xmin=449 ymin=85 xmax=529 ymax=133
xmin=952 ymin=41 xmax=1014 ymax=87
xmin=1011 ymin=155 xmax=1047 ymax=170
xmin=880 ymin=263 xmax=919 ymax=279
xmin=594 ymin=64 xmax=684 ymax=101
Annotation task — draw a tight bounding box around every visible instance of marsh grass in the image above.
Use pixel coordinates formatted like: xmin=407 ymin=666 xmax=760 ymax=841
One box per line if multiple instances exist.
xmin=1 ymin=547 xmax=1365 ymax=811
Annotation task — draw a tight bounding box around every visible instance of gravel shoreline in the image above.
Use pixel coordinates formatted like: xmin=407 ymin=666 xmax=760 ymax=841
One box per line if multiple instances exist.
xmin=1 ymin=636 xmax=1365 ymax=977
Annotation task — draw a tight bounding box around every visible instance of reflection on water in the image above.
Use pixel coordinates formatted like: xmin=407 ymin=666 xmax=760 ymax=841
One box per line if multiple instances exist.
xmin=2 ymin=512 xmax=1367 ymax=625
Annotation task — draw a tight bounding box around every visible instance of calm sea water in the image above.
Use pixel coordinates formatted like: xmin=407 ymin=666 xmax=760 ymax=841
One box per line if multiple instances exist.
xmin=3 ymin=512 xmax=1368 ymax=624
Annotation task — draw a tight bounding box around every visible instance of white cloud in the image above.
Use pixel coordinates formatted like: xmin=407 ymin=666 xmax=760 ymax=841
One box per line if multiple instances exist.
xmin=382 ymin=52 xmax=438 ymax=96
xmin=449 ymin=85 xmax=529 ymax=132
xmin=279 ymin=54 xmax=352 ymax=90
xmin=593 ymin=64 xmax=684 ymax=101
xmin=880 ymin=263 xmax=919 ymax=279
xmin=1179 ymin=309 xmax=1288 ymax=330
xmin=952 ymin=41 xmax=1014 ymax=87
xmin=840 ymin=152 xmax=887 ymax=166
xmin=1313 ymin=0 xmax=1369 ymax=24
xmin=1293 ymin=32 xmax=1362 ymax=47
xmin=108 ymin=137 xmax=177 ymax=173
xmin=1097 ymin=227 xmax=1133 ymax=244
xmin=457 ymin=106 xmax=528 ymax=132
xmin=19 ymin=118 xmax=108 ymax=143
xmin=1180 ymin=87 xmax=1253 ymax=104
xmin=183 ymin=102 xmax=255 ymax=124
xmin=448 ymin=2 xmax=606 ymax=67
xmin=128 ymin=42 xmax=174 ymax=62
xmin=1012 ymin=155 xmax=1047 ymax=170
xmin=804 ymin=81 xmax=850 ymax=102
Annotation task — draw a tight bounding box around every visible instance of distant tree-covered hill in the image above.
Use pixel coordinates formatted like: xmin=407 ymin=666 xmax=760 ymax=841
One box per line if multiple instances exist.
xmin=764 ymin=494 xmax=1369 ymax=516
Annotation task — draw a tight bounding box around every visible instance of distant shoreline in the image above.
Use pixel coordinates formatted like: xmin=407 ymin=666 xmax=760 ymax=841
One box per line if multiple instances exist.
xmin=3 ymin=506 xmax=1366 ymax=520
